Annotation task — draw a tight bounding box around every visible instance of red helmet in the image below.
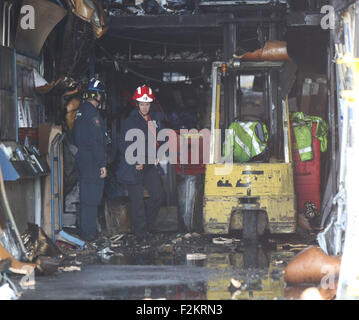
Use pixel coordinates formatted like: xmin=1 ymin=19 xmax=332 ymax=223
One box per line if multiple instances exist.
xmin=133 ymin=85 xmax=155 ymax=103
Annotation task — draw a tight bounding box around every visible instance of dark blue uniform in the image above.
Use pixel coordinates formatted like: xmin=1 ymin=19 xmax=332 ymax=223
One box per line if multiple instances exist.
xmin=73 ymin=101 xmax=107 ymax=241
xmin=116 ymin=109 xmax=165 ymax=240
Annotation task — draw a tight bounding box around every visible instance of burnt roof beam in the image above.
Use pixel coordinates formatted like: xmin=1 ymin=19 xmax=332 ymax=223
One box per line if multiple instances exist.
xmin=108 ymin=14 xmax=286 ymax=31
xmin=108 ymin=14 xmax=229 ymax=30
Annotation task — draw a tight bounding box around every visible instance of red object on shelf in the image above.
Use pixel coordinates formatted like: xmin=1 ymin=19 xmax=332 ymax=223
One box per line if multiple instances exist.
xmin=174 ymin=131 xmax=206 ymax=176
xmin=291 ymin=122 xmax=321 ymax=213
xmin=18 ymin=128 xmax=39 ymax=145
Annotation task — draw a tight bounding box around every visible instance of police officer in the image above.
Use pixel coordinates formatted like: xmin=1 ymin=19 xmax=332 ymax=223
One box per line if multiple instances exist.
xmin=117 ymin=85 xmax=164 ymax=244
xmin=73 ymin=78 xmax=107 ymax=241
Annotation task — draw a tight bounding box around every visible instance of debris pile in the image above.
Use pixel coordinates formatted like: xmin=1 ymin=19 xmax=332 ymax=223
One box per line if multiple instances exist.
xmin=21 ymin=223 xmax=63 ymax=263
xmin=67 ymin=232 xmax=243 ymax=265
xmin=110 ymin=51 xmax=212 ymax=63
xmin=107 ymin=0 xmax=196 ymax=16
xmin=0 ymin=222 xmax=93 ymax=299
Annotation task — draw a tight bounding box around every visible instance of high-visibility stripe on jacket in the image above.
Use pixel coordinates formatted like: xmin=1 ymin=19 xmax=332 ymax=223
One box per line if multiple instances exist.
xmin=291 ymin=112 xmax=329 ymax=162
xmin=293 ymin=123 xmax=314 ymax=161
xmin=224 ymin=121 xmax=269 ymax=163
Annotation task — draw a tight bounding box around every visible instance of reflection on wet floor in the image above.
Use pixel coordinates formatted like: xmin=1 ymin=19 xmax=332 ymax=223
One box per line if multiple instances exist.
xmin=100 ymin=243 xmax=295 ymax=300
xmin=101 ymin=251 xmax=186 ymax=266
xmin=99 ymin=282 xmax=208 ymax=300
xmin=204 ymin=248 xmax=294 ymax=300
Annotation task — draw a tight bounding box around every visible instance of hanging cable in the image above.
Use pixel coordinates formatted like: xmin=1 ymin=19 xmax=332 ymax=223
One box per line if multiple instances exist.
xmin=121 ymin=64 xmax=204 ymax=84
xmin=106 ymin=32 xmax=258 ymax=47
xmin=106 ymin=32 xmax=223 ymax=47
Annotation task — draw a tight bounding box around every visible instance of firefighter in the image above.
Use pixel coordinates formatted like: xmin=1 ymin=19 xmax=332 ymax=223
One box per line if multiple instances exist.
xmin=73 ymin=78 xmax=107 ymax=241
xmin=116 ymin=85 xmax=165 ymax=244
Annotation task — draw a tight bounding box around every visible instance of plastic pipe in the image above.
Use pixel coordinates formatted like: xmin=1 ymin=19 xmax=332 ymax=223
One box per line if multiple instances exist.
xmin=50 ymin=134 xmax=60 ymax=243
xmin=34 ymin=177 xmax=41 ymax=227
xmin=57 ymin=134 xmax=65 ymax=229
xmin=7 ymin=3 xmax=12 ymax=47
xmin=2 ymin=2 xmax=8 ymax=47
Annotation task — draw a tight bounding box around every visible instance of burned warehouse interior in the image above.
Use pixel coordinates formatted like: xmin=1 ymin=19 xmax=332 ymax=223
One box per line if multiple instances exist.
xmin=0 ymin=0 xmax=358 ymax=301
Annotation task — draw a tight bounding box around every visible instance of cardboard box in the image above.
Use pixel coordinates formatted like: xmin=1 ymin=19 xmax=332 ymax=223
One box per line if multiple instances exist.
xmin=288 ymin=97 xmax=298 ymax=113
xmin=299 ymin=74 xmax=328 ymax=121
xmin=39 ymin=123 xmax=62 ymax=156
xmin=300 ymin=78 xmax=313 ymax=115
xmin=310 ymin=77 xmax=328 ymax=121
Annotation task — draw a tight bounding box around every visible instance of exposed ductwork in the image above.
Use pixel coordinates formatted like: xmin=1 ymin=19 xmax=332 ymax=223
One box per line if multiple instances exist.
xmin=1 ymin=1 xmax=13 ymax=47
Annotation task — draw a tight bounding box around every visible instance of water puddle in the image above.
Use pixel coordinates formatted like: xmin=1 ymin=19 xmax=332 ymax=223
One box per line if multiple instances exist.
xmin=99 ymin=244 xmax=295 ymax=300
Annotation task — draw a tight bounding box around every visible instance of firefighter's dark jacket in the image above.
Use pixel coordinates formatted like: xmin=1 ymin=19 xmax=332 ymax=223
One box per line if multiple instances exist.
xmin=116 ymin=109 xmax=164 ymax=185
xmin=73 ymin=101 xmax=107 ymax=182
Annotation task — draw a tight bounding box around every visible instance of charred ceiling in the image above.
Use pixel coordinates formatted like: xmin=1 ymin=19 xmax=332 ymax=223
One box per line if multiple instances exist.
xmin=2 ymin=0 xmax=332 ymax=125
xmin=3 ymin=0 xmax=328 ymax=88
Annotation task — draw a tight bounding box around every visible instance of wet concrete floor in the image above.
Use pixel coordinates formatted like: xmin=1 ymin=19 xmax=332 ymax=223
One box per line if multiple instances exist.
xmin=19 ymin=232 xmax=317 ymax=300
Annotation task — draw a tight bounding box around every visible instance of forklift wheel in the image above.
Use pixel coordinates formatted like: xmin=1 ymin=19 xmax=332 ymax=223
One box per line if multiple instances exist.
xmin=242 ymin=210 xmax=258 ymax=243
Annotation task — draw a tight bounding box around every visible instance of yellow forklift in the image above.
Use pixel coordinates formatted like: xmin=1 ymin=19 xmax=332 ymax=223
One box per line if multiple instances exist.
xmin=203 ymin=59 xmax=298 ymax=241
